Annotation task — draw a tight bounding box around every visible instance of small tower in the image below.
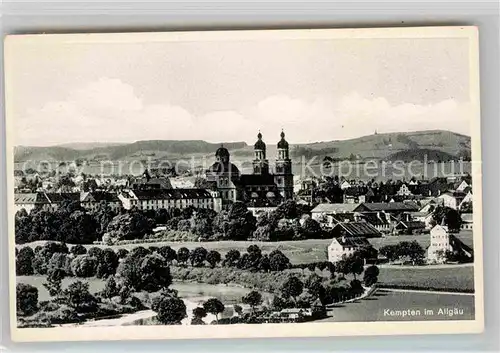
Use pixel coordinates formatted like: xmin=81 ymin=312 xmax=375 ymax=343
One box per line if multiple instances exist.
xmin=253 ymin=131 xmax=269 ymax=175
xmin=275 ymin=130 xmax=294 ymax=200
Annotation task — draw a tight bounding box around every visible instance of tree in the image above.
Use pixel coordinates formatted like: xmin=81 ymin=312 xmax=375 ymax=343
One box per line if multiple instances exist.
xmin=96 ymin=248 xmax=119 ymax=278
xmin=271 ymin=295 xmax=288 ymax=311
xmin=105 ymin=210 xmax=154 ymax=243
xmin=16 ymin=247 xmax=35 ymax=276
xmin=32 ymin=242 xmax=69 ymax=275
xmin=203 ymin=298 xmax=225 ymax=324
xmin=268 ymin=250 xmax=291 ymax=272
xmin=379 ymin=244 xmax=399 ymax=262
xmin=87 ymin=247 xmax=104 ymax=262
xmin=280 ymin=276 xmax=304 ymax=303
xmin=206 ymin=250 xmax=222 ymax=268
xmin=223 ymin=249 xmax=240 ymax=267
xmin=190 ymin=247 xmax=208 ymax=267
xmin=258 ymin=254 xmax=271 ymax=272
xmin=432 ymin=206 xmax=462 ymax=232
xmin=70 ymin=244 xmax=87 ymax=255
xmin=43 ymin=267 xmax=66 ymax=297
xmin=16 ymin=283 xmax=38 ymax=316
xmin=191 ymin=307 xmax=207 ymax=325
xmin=101 ymin=276 xmax=120 ymax=299
xmin=214 ymin=202 xmax=256 ymax=240
xmin=158 ymin=246 xmax=177 ymax=264
xmin=116 ymin=248 xmax=129 ymax=259
xmin=70 ymin=255 xmax=98 ymax=277
xmin=242 ymin=291 xmax=263 ymax=313
xmin=138 ymin=254 xmax=172 ymax=292
xmin=177 ymin=247 xmax=190 ymax=266
xmin=350 ymin=279 xmax=364 ymax=295
xmin=301 ymin=217 xmax=322 ymax=239
xmin=363 ymin=265 xmax=379 ymax=286
xmin=233 ymin=304 xmax=243 ymax=316
xmin=348 ymin=255 xmax=364 ymax=279
xmin=62 ymin=280 xmax=98 ymax=313
xmin=47 ymin=252 xmax=72 ymax=276
xmin=152 ymin=293 xmax=187 ymax=325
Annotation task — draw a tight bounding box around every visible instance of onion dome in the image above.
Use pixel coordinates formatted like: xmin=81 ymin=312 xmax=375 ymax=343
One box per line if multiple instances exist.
xmin=254 ymin=131 xmax=266 ymax=151
xmin=277 ymin=130 xmax=289 ymax=149
xmin=215 ymin=144 xmax=230 ymax=159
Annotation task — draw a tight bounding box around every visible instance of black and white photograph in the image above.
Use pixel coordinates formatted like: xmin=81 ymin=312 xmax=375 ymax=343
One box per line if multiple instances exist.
xmin=5 ymin=27 xmax=483 ymax=341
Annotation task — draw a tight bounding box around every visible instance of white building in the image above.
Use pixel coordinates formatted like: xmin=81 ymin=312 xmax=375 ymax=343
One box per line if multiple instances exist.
xmin=327 ymin=236 xmax=371 ymax=263
xmin=118 ymin=188 xmax=220 ymax=212
xmin=427 ymin=225 xmax=453 ymax=263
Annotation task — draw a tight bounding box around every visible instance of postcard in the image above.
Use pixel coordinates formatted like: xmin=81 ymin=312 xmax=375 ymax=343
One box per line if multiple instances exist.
xmin=4 ymin=26 xmax=483 ymax=342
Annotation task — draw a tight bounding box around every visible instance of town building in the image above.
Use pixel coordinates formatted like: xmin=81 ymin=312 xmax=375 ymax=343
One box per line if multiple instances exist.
xmin=353 ymin=202 xmax=419 ymax=214
xmin=14 ymin=193 xmax=51 ymax=214
xmin=330 ymin=221 xmax=382 ymax=239
xmin=427 ymin=224 xmax=453 ymax=263
xmin=461 ymin=213 xmax=473 ymax=230
xmin=328 ymin=236 xmax=371 ymax=263
xmin=206 ymin=131 xmax=294 ymax=207
xmin=118 ymin=188 xmax=221 ymax=212
xmin=80 ymin=191 xmax=122 ymax=212
xmin=311 ymin=203 xmax=360 ymax=223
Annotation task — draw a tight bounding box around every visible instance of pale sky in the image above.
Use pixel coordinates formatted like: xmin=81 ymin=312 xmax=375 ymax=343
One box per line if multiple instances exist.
xmin=7 ymin=32 xmax=473 ymax=146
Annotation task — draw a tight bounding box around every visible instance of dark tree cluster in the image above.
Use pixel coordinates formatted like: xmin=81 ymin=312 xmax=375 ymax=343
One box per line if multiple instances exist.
xmin=379 ymin=241 xmax=425 ymax=265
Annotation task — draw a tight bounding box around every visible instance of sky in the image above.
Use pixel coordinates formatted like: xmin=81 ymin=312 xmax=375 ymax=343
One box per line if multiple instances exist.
xmin=7 ymin=32 xmax=474 ymax=146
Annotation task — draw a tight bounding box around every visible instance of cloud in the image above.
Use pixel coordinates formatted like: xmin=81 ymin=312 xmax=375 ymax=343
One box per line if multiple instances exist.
xmin=15 ymin=78 xmax=472 ymax=146
xmin=249 ymin=93 xmax=472 ymax=143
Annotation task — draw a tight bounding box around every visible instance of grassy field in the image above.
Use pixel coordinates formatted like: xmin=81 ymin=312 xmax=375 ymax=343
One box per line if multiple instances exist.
xmin=377 ymin=265 xmax=475 ymax=292
xmin=319 ymin=289 xmax=475 ymax=322
xmin=18 ymin=230 xmax=474 ymax=265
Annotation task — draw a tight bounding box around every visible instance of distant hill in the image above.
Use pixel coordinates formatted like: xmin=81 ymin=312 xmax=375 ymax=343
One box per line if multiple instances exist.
xmin=14 ymin=140 xmax=248 ymax=162
xmin=14 ymin=130 xmax=470 ymax=164
xmin=291 ymin=130 xmax=471 ymax=162
xmin=56 ymin=142 xmax=127 ymax=150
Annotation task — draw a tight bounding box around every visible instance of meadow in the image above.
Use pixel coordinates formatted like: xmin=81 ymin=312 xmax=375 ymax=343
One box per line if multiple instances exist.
xmin=19 ymin=230 xmax=474 ymax=265
xmin=377 ymin=265 xmax=475 ymax=292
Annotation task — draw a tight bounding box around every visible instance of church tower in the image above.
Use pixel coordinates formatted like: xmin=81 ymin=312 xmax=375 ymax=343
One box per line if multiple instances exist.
xmin=274 ymin=130 xmax=294 ymax=200
xmin=253 ymin=131 xmax=269 ymax=175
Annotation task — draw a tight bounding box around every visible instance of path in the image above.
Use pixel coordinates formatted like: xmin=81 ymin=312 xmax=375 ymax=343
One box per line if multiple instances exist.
xmin=381 ymin=288 xmax=474 ymax=296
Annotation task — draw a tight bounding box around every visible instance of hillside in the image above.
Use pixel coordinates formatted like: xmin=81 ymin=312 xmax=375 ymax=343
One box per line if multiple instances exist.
xmin=14 ymin=130 xmax=470 ymax=163
xmin=14 ymin=140 xmax=248 ymax=162
xmin=292 ymin=130 xmax=471 ymax=162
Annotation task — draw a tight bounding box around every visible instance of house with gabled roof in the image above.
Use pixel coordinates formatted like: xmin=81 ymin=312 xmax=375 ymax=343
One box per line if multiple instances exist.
xmin=330 ymin=221 xmax=382 ymax=239
xmin=353 ymin=202 xmax=419 ymax=214
xmin=328 ymin=236 xmax=372 ymax=263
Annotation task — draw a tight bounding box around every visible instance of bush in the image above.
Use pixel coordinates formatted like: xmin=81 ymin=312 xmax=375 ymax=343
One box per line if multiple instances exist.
xmin=70 ymin=255 xmax=98 ymax=277
xmin=16 ymin=283 xmax=39 ymax=316
xmin=16 ymin=247 xmax=35 ymax=276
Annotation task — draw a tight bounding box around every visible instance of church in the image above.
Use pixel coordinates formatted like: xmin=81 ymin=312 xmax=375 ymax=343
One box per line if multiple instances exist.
xmin=206 ymin=130 xmax=294 ymax=207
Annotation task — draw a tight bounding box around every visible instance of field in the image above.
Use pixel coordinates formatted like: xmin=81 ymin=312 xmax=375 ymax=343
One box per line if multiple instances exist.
xmin=320 ymin=289 xmax=475 ymax=322
xmin=19 ymin=230 xmax=474 ymax=265
xmin=377 ymin=265 xmax=475 ymax=292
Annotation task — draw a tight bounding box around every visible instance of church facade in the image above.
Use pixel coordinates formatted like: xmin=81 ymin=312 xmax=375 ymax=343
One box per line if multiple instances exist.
xmin=206 ymin=131 xmax=294 ymax=207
